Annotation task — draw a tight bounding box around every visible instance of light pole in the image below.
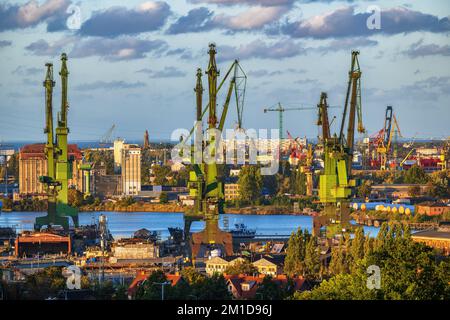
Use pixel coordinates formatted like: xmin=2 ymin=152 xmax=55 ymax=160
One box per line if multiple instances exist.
xmin=153 ymin=281 xmax=171 ymax=300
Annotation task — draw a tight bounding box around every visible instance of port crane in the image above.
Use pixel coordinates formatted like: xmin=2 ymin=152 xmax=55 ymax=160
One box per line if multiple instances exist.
xmin=183 ymin=44 xmax=247 ymax=262
xmin=35 ymin=54 xmax=79 ymax=230
xmin=374 ymin=106 xmax=402 ymax=170
xmin=314 ymin=51 xmax=365 ymax=240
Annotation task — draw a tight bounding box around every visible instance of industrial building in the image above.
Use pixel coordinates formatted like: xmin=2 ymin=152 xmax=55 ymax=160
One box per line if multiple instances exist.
xmin=18 ymin=143 xmax=82 ymax=197
xmin=113 ymin=139 xmax=141 ymax=196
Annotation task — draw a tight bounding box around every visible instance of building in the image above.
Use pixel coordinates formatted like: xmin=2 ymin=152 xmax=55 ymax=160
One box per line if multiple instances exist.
xmin=224 ymin=274 xmax=307 ymax=300
xmin=224 ymin=183 xmax=240 ymax=201
xmin=370 ymin=184 xmax=430 ymax=199
xmin=252 ymin=256 xmax=285 ymax=276
xmin=18 ymin=143 xmax=82 ymax=197
xmin=127 ymin=270 xmax=184 ymax=299
xmin=111 ymin=238 xmax=159 ymax=261
xmin=121 ymin=145 xmax=141 ymax=196
xmin=205 ymin=256 xmax=246 ymax=276
xmin=15 ymin=232 xmax=72 ymax=257
xmin=113 ymin=139 xmax=125 ymax=174
xmin=411 ymin=225 xmax=450 ymax=255
xmin=416 ymin=202 xmax=450 ymax=216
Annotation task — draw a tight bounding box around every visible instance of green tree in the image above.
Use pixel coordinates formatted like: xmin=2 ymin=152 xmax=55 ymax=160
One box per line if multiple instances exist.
xmin=159 ymin=191 xmax=168 ymax=204
xmin=224 ymin=259 xmax=258 ymax=276
xmin=404 ymin=165 xmax=429 ymax=184
xmin=255 ymin=276 xmax=288 ymax=300
xmin=238 ymin=166 xmax=263 ymax=205
xmin=68 ymin=189 xmax=84 ymax=207
xmin=304 ymin=236 xmax=321 ymax=279
xmin=350 ymin=227 xmax=365 ymax=269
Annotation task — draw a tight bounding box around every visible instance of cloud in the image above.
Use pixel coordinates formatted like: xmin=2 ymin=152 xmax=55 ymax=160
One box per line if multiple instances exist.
xmin=70 ymin=37 xmax=167 ymax=61
xmin=0 ymin=0 xmax=70 ymax=32
xmin=167 ymin=7 xmax=214 ymax=34
xmin=78 ymin=1 xmax=171 ymax=37
xmin=12 ymin=66 xmax=42 ymax=76
xmin=213 ymin=5 xmax=290 ymax=30
xmin=136 ymin=66 xmax=187 ymax=78
xmin=403 ymin=39 xmax=450 ymax=58
xmin=315 ymin=37 xmax=378 ymax=53
xmin=25 ymin=37 xmax=75 ymax=56
xmin=188 ymin=0 xmax=295 ymax=6
xmin=218 ymin=39 xmax=306 ymax=61
xmin=279 ymin=6 xmax=450 ymax=38
xmin=0 ymin=40 xmax=12 ymax=48
xmin=75 ymin=81 xmax=146 ymax=91
xmin=167 ymin=5 xmax=289 ymax=34
xmin=247 ymin=68 xmax=305 ymax=77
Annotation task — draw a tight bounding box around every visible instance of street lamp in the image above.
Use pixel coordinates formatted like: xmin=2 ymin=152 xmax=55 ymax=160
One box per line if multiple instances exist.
xmin=153 ymin=281 xmax=171 ymax=300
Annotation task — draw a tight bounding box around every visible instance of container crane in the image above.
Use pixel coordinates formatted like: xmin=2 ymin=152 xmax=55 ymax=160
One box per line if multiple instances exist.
xmin=314 ymin=51 xmax=365 ymax=240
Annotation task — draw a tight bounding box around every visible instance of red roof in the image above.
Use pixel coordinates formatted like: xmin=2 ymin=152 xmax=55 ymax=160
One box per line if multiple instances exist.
xmin=127 ymin=270 xmax=182 ymax=298
xmin=20 ymin=143 xmax=82 ymax=160
xmin=224 ymin=274 xmax=306 ymax=299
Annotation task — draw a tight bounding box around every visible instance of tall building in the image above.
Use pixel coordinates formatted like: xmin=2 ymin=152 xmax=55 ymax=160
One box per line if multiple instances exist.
xmin=121 ymin=144 xmax=141 ymax=196
xmin=143 ymin=130 xmax=150 ymax=149
xmin=19 ymin=143 xmax=82 ymax=197
xmin=113 ymin=139 xmax=125 ymax=174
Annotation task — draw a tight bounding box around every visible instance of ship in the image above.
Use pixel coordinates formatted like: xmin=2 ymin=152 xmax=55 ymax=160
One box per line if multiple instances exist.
xmin=230 ymin=223 xmax=256 ymax=239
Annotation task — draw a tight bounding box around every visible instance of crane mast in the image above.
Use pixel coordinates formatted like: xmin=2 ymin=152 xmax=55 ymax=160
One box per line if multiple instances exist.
xmin=185 ymin=44 xmax=244 ymax=263
xmin=314 ymin=51 xmax=364 ymax=240
xmin=35 ymin=53 xmax=79 ymax=231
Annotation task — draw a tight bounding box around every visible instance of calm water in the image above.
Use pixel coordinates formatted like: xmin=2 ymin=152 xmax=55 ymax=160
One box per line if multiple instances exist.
xmin=0 ymin=211 xmax=379 ymax=240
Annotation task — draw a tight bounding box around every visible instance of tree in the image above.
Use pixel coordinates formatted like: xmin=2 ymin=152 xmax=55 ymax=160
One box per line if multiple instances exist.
xmin=408 ymin=185 xmax=421 ymax=197
xmin=135 ymin=270 xmax=174 ymax=300
xmin=357 ymin=182 xmax=371 ymax=199
xmin=255 ymin=276 xmax=287 ymax=300
xmin=304 ymin=236 xmax=321 ymax=279
xmin=238 ymin=166 xmax=263 ymax=205
xmin=284 ymin=229 xmax=304 ymax=276
xmin=404 ymin=165 xmax=429 ymax=184
xmin=350 ymin=228 xmax=365 ymax=269
xmin=68 ymin=189 xmax=84 ymax=207
xmin=152 ymin=165 xmax=172 ymax=186
xmin=224 ymin=259 xmax=257 ymax=276
xmin=159 ymin=191 xmax=168 ymax=204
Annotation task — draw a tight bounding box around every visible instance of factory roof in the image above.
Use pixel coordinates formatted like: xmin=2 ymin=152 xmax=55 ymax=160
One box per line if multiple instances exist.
xmin=19 ymin=143 xmax=82 ymax=160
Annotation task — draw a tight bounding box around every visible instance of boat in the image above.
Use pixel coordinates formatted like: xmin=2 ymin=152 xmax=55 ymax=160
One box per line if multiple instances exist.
xmin=230 ymin=223 xmax=256 ymax=239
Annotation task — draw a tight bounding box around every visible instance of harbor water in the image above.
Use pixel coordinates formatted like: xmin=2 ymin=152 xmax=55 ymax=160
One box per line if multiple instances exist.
xmin=0 ymin=211 xmax=380 ymax=239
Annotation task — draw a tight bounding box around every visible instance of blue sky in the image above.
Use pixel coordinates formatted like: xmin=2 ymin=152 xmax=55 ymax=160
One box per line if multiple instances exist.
xmin=0 ymin=0 xmax=449 ymax=142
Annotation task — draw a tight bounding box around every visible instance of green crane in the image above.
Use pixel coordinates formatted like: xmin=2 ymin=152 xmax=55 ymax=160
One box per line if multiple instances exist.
xmin=35 ymin=53 xmax=79 ymax=231
xmin=314 ymin=51 xmax=365 ymax=240
xmin=183 ymin=44 xmax=246 ymax=262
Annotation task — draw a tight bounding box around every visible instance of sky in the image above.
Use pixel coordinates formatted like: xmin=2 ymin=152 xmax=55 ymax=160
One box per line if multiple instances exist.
xmin=0 ymin=0 xmax=449 ymax=143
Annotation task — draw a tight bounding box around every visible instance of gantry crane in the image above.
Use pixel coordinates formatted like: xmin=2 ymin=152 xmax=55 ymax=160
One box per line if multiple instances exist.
xmin=375 ymin=106 xmax=402 ymax=170
xmin=314 ymin=51 xmax=365 ymax=240
xmin=35 ymin=54 xmax=79 ymax=230
xmin=183 ymin=44 xmax=246 ymax=262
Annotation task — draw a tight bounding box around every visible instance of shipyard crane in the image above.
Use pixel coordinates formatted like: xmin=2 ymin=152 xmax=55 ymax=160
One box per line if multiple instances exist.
xmin=183 ymin=44 xmax=246 ymax=262
xmin=177 ymin=58 xmax=246 ymax=151
xmin=375 ymin=106 xmax=402 ymax=170
xmin=99 ymin=124 xmax=116 ymax=147
xmin=314 ymin=51 xmax=365 ymax=240
xmin=35 ymin=54 xmax=79 ymax=230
